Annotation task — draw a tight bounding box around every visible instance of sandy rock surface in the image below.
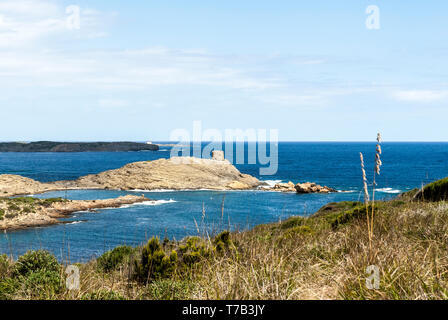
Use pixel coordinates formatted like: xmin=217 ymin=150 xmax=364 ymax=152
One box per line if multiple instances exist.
xmin=294 ymin=182 xmax=336 ymax=194
xmin=62 ymin=157 xmax=262 ymax=191
xmin=0 ymin=175 xmax=55 ymax=197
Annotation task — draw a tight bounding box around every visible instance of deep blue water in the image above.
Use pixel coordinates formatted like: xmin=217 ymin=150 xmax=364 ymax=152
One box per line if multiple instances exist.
xmin=1 ymin=142 xmax=447 ymax=262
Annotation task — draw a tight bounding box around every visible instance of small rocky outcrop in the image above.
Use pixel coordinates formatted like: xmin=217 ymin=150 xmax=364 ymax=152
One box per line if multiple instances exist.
xmin=0 ymin=195 xmax=148 ymax=231
xmin=272 ymin=181 xmax=296 ymax=192
xmin=295 ymin=182 xmax=336 ymax=194
xmin=264 ymin=181 xmax=337 ymax=194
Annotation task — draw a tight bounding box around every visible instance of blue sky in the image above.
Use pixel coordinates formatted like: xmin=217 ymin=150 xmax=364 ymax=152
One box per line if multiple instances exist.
xmin=0 ymin=0 xmax=447 ymax=141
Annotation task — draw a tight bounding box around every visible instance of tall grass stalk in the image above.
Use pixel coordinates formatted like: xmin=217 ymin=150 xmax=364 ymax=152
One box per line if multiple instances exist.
xmin=370 ymin=133 xmax=382 ymax=246
xmin=360 ymin=152 xmax=371 ymax=251
xmin=359 ymin=133 xmax=383 ymax=260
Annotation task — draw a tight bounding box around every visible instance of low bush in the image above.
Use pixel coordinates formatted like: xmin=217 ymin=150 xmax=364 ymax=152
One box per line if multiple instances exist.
xmin=213 ymin=231 xmax=235 ymax=253
xmin=325 ymin=203 xmax=384 ymax=229
xmin=22 ymin=270 xmax=62 ymax=299
xmin=13 ymin=250 xmax=61 ymax=277
xmin=420 ymin=177 xmax=448 ymax=201
xmin=7 ymin=204 xmax=20 ymax=212
xmin=282 ymin=225 xmax=313 ymax=239
xmin=179 ymin=237 xmax=211 ymax=266
xmin=41 ymin=198 xmax=68 ymax=207
xmin=0 ymin=278 xmax=21 ymax=300
xmin=97 ymin=245 xmax=135 ymax=272
xmin=0 ymin=255 xmax=11 ymax=280
xmin=134 ymin=237 xmax=178 ymax=283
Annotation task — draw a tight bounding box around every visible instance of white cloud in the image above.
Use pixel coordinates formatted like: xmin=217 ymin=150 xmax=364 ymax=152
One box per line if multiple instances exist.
xmin=393 ymin=90 xmax=448 ymax=102
xmin=0 ymin=0 xmax=59 ymax=16
xmin=1 ymin=0 xmax=428 ymax=112
xmin=0 ymin=46 xmax=281 ymax=90
xmin=98 ymin=99 xmax=130 ymax=108
xmin=0 ymin=0 xmax=109 ymax=47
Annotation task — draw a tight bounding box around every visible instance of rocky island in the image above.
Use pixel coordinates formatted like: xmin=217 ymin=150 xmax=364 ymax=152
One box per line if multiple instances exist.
xmin=0 ymin=156 xmax=338 ymax=197
xmin=0 ymin=141 xmax=159 ymax=152
xmin=0 ymin=157 xmax=263 ymax=197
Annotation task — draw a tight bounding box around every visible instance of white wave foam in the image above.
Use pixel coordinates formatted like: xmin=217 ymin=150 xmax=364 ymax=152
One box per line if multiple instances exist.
xmin=261 ymin=180 xmax=283 ymax=187
xmin=120 ymin=199 xmax=177 ymax=208
xmin=129 ymin=189 xmax=176 ymax=192
xmin=129 ymin=188 xmax=220 ymax=192
xmin=376 ymin=188 xmax=402 ymax=194
xmin=67 ymin=221 xmax=84 ymax=225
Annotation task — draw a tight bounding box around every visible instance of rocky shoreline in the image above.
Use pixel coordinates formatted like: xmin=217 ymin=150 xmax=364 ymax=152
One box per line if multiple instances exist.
xmin=0 ymin=195 xmax=148 ymax=231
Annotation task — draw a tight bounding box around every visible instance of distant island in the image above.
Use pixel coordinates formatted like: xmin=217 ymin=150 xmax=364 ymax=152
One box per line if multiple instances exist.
xmin=0 ymin=141 xmax=159 ymax=152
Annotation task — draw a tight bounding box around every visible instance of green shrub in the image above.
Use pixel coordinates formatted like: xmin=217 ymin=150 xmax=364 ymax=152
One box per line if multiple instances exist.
xmin=97 ymin=245 xmax=134 ymax=272
xmin=12 ymin=197 xmax=38 ymax=205
xmin=324 ymin=202 xmax=388 ymax=230
xmin=282 ymin=225 xmax=313 ymax=239
xmin=0 ymin=278 xmax=21 ymax=300
xmin=81 ymin=290 xmax=125 ymax=300
xmin=0 ymin=209 xmax=4 ymax=220
xmin=22 ymin=270 xmax=62 ymax=299
xmin=213 ymin=231 xmax=235 ymax=253
xmin=134 ymin=237 xmax=178 ymax=283
xmin=419 ymin=177 xmax=448 ymax=201
xmin=41 ymin=198 xmax=67 ymax=207
xmin=179 ymin=237 xmax=211 ymax=266
xmin=0 ymin=254 xmax=11 ymax=280
xmin=22 ymin=206 xmax=34 ymax=214
xmin=313 ymin=201 xmax=362 ymax=217
xmin=280 ymin=216 xmax=306 ymax=229
xmin=7 ymin=204 xmax=20 ymax=212
xmin=13 ymin=250 xmax=61 ymax=277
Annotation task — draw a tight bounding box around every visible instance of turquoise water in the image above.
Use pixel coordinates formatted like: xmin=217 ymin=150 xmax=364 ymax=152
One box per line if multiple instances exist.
xmin=1 ymin=142 xmax=447 ymax=262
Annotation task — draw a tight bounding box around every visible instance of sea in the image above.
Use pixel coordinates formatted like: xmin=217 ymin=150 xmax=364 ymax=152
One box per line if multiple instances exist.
xmin=0 ymin=142 xmax=447 ymax=262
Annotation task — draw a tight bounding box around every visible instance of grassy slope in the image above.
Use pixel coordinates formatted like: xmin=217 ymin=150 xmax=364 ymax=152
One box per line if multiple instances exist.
xmin=1 ymin=184 xmax=448 ymax=300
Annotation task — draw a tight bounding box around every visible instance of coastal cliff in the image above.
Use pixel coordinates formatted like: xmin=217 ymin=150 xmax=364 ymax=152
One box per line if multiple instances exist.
xmin=0 ymin=157 xmax=263 ymax=197
xmin=0 ymin=141 xmax=159 ymax=152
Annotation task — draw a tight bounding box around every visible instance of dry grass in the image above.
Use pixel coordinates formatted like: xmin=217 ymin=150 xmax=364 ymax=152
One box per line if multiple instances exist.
xmin=184 ymin=200 xmax=447 ymax=300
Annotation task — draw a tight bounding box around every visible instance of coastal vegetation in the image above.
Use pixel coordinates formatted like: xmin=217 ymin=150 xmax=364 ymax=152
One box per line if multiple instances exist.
xmin=0 ymin=177 xmax=447 ymax=299
xmin=0 ymin=195 xmax=148 ymax=231
xmin=0 ymin=197 xmax=67 ymax=221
